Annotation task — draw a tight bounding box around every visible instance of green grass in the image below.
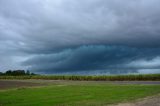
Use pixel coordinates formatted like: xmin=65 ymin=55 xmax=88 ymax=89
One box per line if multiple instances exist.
xmin=0 ymin=83 xmax=160 ymax=106
xmin=0 ymin=74 xmax=160 ymax=81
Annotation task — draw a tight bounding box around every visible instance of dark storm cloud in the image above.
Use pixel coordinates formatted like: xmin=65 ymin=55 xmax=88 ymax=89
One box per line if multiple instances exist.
xmin=22 ymin=45 xmax=160 ymax=74
xmin=0 ymin=0 xmax=160 ymax=74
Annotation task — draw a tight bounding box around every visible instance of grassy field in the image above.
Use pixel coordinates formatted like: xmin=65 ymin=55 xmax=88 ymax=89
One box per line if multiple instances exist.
xmin=0 ymin=74 xmax=160 ymax=81
xmin=0 ymin=81 xmax=160 ymax=106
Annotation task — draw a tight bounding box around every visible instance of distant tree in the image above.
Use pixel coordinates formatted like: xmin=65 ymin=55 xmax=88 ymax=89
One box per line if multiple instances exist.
xmin=2 ymin=70 xmax=36 ymax=76
xmin=13 ymin=70 xmax=25 ymax=76
xmin=6 ymin=70 xmax=12 ymax=75
xmin=26 ymin=70 xmax=30 ymax=75
xmin=30 ymin=72 xmax=36 ymax=75
xmin=0 ymin=72 xmax=3 ymax=75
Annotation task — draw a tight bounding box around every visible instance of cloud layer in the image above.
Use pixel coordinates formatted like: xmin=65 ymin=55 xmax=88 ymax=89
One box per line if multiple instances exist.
xmin=0 ymin=0 xmax=160 ymax=74
xmin=21 ymin=45 xmax=160 ymax=74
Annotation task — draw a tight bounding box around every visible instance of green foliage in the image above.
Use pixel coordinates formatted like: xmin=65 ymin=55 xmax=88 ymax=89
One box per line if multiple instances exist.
xmin=0 ymin=74 xmax=160 ymax=81
xmin=0 ymin=72 xmax=3 ymax=75
xmin=0 ymin=70 xmax=35 ymax=76
xmin=0 ymin=84 xmax=160 ymax=106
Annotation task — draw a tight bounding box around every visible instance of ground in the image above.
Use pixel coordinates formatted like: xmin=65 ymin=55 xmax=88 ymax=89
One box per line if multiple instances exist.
xmin=0 ymin=80 xmax=160 ymax=106
xmin=110 ymin=95 xmax=160 ymax=106
xmin=0 ymin=80 xmax=44 ymax=90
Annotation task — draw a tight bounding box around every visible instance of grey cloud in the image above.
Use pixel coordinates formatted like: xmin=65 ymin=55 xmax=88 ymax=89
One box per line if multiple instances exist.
xmin=126 ymin=57 xmax=160 ymax=69
xmin=0 ymin=0 xmax=160 ymax=74
xmin=1 ymin=0 xmax=160 ymax=51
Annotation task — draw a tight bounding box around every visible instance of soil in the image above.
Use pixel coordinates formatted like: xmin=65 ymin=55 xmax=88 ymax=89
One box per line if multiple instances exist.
xmin=0 ymin=80 xmax=44 ymax=90
xmin=110 ymin=95 xmax=160 ymax=106
xmin=1 ymin=80 xmax=160 ymax=90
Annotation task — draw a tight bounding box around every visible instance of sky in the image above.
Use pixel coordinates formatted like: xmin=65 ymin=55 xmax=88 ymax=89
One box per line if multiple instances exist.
xmin=0 ymin=0 xmax=160 ymax=74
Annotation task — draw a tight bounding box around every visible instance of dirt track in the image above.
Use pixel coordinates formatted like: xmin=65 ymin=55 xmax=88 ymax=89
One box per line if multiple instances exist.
xmin=18 ymin=80 xmax=160 ymax=85
xmin=0 ymin=80 xmax=44 ymax=89
xmin=111 ymin=95 xmax=160 ymax=106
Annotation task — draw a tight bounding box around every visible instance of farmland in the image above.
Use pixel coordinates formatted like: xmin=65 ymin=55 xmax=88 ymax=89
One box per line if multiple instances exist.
xmin=0 ymin=74 xmax=160 ymax=81
xmin=0 ymin=80 xmax=160 ymax=106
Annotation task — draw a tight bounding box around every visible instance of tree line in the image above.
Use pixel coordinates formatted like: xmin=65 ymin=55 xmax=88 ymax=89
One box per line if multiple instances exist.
xmin=0 ymin=70 xmax=36 ymax=76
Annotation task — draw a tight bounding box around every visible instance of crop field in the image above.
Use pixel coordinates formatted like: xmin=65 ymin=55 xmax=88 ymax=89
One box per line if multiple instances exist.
xmin=0 ymin=74 xmax=160 ymax=81
xmin=0 ymin=80 xmax=160 ymax=106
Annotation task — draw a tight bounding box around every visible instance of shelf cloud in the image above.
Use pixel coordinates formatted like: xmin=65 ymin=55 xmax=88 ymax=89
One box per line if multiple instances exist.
xmin=0 ymin=0 xmax=160 ymax=74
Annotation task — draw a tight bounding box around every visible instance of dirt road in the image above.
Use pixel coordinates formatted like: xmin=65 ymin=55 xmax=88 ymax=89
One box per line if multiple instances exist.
xmin=111 ymin=95 xmax=160 ymax=106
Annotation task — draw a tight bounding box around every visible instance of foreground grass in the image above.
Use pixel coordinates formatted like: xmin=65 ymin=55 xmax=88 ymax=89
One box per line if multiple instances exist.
xmin=0 ymin=83 xmax=160 ymax=106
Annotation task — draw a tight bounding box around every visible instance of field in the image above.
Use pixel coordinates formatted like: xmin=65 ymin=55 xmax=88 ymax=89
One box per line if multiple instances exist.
xmin=0 ymin=80 xmax=160 ymax=106
xmin=0 ymin=74 xmax=160 ymax=81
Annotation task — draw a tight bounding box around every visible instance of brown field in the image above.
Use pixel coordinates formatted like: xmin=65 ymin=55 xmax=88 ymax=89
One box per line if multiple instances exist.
xmin=0 ymin=80 xmax=45 ymax=90
xmin=0 ymin=80 xmax=160 ymax=90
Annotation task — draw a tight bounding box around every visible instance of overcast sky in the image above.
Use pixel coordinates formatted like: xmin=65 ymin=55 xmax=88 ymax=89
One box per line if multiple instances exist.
xmin=0 ymin=0 xmax=160 ymax=74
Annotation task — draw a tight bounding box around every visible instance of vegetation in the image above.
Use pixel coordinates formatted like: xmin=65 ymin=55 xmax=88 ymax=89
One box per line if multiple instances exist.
xmin=0 ymin=70 xmax=35 ymax=76
xmin=0 ymin=83 xmax=160 ymax=106
xmin=0 ymin=74 xmax=160 ymax=81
